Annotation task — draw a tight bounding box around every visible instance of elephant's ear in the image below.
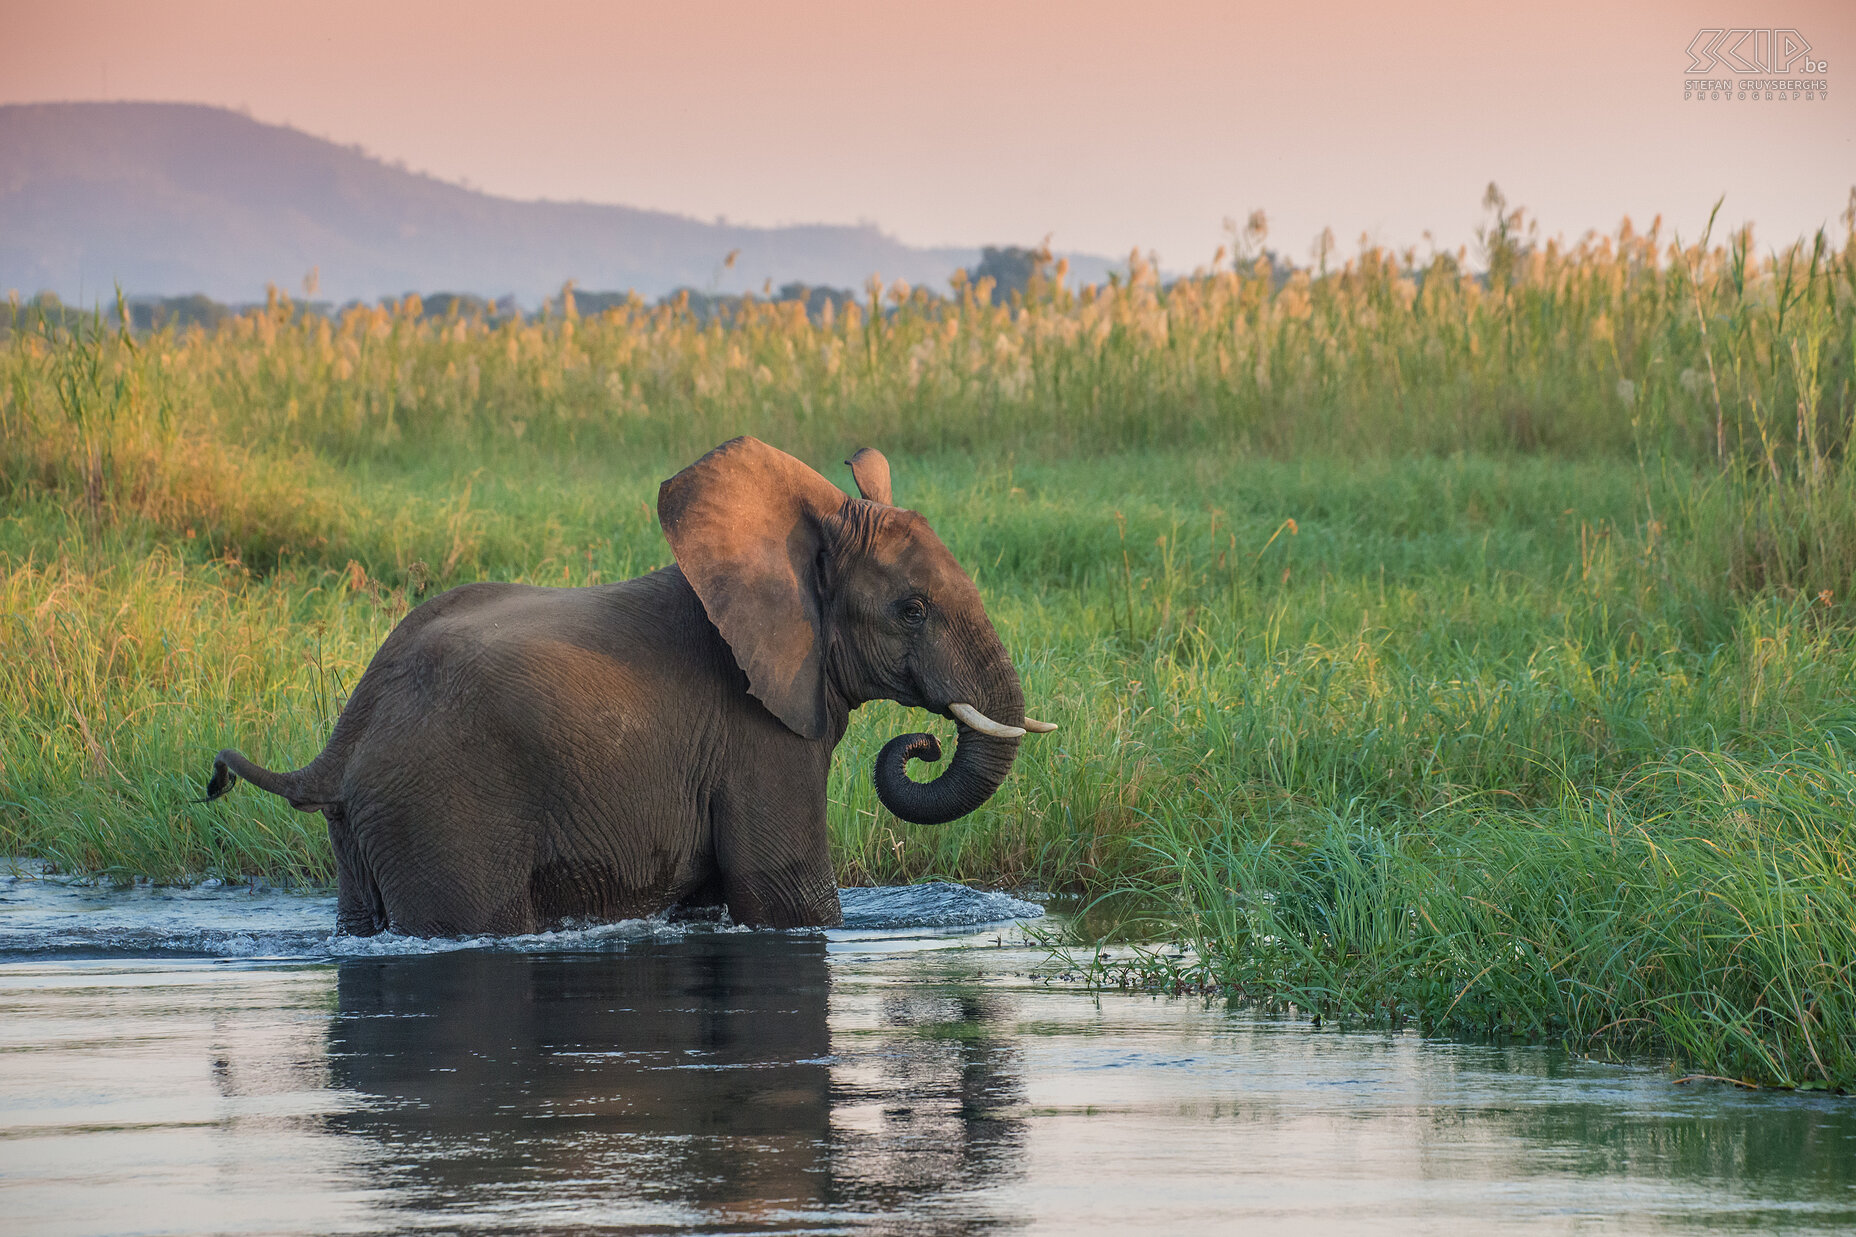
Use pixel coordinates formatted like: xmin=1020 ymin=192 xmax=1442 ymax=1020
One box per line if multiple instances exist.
xmin=658 ymin=437 xmax=849 ymax=741
xmin=845 ymin=447 xmax=893 ymax=505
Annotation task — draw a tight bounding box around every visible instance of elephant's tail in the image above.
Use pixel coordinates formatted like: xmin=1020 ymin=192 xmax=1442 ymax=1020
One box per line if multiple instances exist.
xmin=202 ymin=647 xmax=389 ymax=812
xmin=201 ymin=748 xmax=339 ymax=813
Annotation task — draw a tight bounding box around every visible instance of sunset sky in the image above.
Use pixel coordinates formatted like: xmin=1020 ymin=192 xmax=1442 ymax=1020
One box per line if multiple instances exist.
xmin=4 ymin=0 xmax=1852 ymax=269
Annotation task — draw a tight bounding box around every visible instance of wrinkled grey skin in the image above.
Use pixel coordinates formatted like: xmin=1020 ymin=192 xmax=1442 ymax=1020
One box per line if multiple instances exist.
xmin=204 ymin=438 xmax=1031 ymax=934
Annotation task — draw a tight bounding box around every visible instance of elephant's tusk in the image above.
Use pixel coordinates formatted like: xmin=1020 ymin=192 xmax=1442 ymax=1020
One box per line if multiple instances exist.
xmin=948 ymin=702 xmax=1026 ymax=739
xmin=1023 ymin=717 xmax=1058 ymax=733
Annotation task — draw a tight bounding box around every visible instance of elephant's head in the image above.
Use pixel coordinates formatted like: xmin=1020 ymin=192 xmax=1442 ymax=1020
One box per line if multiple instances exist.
xmin=658 ymin=437 xmax=1054 ymax=825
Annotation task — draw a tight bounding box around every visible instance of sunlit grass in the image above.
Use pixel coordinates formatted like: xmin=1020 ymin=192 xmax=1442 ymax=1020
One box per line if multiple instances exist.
xmin=2 ymin=201 xmax=1854 ymax=1087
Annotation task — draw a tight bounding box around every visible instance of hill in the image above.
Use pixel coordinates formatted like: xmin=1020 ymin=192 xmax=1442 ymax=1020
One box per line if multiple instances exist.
xmin=0 ymin=102 xmax=1112 ymax=305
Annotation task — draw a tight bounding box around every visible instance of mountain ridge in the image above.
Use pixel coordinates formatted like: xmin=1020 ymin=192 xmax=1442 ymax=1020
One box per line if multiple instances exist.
xmin=0 ymin=102 xmax=1112 ymax=304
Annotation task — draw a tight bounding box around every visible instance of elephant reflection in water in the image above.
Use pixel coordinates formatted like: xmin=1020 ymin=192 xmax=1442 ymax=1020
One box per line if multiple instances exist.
xmin=324 ymin=938 xmax=1026 ymax=1227
xmin=826 ymin=988 xmax=1029 ymax=1210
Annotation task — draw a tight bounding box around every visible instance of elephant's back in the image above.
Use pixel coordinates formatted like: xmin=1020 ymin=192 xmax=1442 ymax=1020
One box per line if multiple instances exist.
xmin=365 ymin=568 xmax=734 ymax=761
xmin=377 ymin=570 xmax=730 ymax=720
xmin=397 ymin=569 xmax=701 ymax=659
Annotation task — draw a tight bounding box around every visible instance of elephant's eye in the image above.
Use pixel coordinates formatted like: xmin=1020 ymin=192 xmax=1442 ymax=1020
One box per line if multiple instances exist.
xmin=897 ymin=596 xmax=928 ymax=626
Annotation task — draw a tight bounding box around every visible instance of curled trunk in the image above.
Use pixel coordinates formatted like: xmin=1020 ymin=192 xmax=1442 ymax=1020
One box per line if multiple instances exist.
xmin=872 ymin=643 xmax=1025 ymax=825
xmin=873 ymin=725 xmax=1021 ymax=825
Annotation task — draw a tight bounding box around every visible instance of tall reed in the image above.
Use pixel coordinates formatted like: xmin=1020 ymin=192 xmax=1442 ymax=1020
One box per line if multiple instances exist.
xmin=3 ymin=200 xmax=1854 ymax=1087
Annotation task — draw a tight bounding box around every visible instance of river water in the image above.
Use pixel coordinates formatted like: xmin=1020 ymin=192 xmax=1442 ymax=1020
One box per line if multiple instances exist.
xmin=2 ymin=871 xmax=1853 ymax=1235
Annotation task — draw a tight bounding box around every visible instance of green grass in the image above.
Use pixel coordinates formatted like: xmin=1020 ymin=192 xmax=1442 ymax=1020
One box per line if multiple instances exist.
xmin=3 ymin=205 xmax=1855 ymax=1088
xmin=1087 ymin=737 xmax=1856 ymax=1089
xmin=12 ymin=445 xmax=1834 ymax=886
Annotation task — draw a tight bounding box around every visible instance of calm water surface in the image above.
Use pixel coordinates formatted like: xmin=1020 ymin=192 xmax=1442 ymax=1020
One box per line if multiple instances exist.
xmin=2 ymin=871 xmax=1853 ymax=1235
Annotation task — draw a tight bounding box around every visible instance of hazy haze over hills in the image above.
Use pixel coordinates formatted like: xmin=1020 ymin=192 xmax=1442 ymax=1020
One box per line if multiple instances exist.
xmin=0 ymin=102 xmax=1115 ymax=306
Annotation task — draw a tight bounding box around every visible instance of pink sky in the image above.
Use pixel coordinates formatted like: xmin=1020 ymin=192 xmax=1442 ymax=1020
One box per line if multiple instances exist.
xmin=4 ymin=0 xmax=1852 ymax=266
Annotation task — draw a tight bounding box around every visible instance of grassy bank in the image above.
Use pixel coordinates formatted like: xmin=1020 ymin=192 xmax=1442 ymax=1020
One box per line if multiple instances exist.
xmin=1127 ymin=761 xmax=1856 ymax=1090
xmin=4 ymin=204 xmax=1855 ymax=1087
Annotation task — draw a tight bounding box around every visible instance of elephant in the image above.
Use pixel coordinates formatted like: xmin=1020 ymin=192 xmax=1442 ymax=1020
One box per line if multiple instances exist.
xmin=203 ymin=436 xmax=1055 ymax=935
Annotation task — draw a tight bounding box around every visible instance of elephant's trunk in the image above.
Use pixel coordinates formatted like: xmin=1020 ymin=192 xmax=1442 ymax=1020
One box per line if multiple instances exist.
xmin=872 ymin=649 xmax=1025 ymax=826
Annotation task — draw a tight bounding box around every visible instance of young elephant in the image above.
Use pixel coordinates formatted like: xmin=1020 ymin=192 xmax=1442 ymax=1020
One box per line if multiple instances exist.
xmin=204 ymin=437 xmax=1054 ymax=934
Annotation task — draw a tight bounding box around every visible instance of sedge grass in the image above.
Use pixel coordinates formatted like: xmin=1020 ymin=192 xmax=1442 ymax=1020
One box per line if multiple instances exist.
xmin=1111 ymin=741 xmax=1856 ymax=1090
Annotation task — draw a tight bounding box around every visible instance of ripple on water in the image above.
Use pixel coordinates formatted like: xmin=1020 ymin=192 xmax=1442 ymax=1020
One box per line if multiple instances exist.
xmin=4 ymin=868 xmax=1855 ymax=1235
xmin=0 ymin=866 xmax=1042 ymax=959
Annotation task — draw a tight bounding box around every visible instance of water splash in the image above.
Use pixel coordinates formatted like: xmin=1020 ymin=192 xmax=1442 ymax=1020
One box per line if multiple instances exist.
xmin=0 ymin=867 xmax=1040 ymax=960
xmin=838 ymin=882 xmax=1042 ymax=930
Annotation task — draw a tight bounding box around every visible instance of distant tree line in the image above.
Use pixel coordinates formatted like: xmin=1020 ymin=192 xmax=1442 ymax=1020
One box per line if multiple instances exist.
xmin=5 ymin=236 xmax=1315 ymax=337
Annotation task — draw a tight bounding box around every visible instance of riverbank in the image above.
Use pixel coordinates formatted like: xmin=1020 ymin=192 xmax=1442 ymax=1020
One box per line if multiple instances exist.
xmin=4 ymin=213 xmax=1853 ymax=1087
